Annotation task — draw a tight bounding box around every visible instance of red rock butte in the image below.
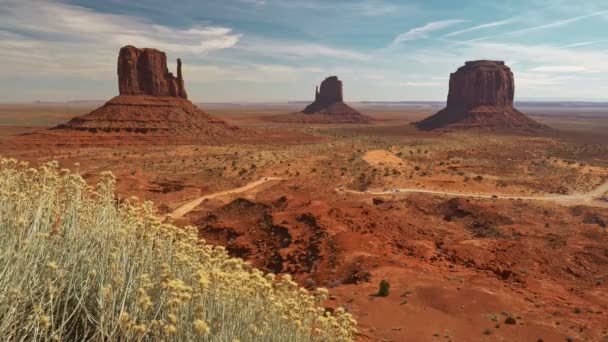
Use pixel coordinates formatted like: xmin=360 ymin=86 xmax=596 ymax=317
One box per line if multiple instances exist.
xmin=118 ymin=45 xmax=188 ymax=99
xmin=416 ymin=60 xmax=546 ymax=131
xmin=42 ymin=45 xmax=243 ymax=144
xmin=297 ymin=76 xmax=370 ymax=123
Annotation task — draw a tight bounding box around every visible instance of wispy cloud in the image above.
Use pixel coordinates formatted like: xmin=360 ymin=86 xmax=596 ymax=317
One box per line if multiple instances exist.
xmin=239 ymin=0 xmax=267 ymax=6
xmin=265 ymin=0 xmax=413 ymax=17
xmin=560 ymin=40 xmax=608 ymax=48
xmin=0 ymin=0 xmax=366 ymax=86
xmin=391 ymin=20 xmax=466 ymax=46
xmin=506 ymin=10 xmax=608 ymax=35
xmin=350 ymin=0 xmax=400 ymax=17
xmin=444 ymin=18 xmax=516 ymax=37
xmin=0 ymin=0 xmax=241 ymax=56
xmin=237 ymin=39 xmax=369 ymax=61
xmin=399 ymin=81 xmax=440 ymax=87
xmin=186 ymin=63 xmax=325 ymax=83
xmin=529 ymin=65 xmax=591 ymax=73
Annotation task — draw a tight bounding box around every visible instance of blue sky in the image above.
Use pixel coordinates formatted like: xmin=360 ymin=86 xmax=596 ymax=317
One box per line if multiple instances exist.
xmin=1 ymin=0 xmax=608 ymax=102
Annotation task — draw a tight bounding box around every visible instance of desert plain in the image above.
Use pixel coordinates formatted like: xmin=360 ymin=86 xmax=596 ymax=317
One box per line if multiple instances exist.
xmin=1 ymin=100 xmax=607 ymax=341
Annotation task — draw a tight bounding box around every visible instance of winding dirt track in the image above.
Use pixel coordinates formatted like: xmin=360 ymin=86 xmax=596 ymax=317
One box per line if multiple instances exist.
xmin=169 ymin=177 xmax=608 ymax=219
xmin=337 ymin=180 xmax=608 ymax=208
xmin=169 ymin=177 xmax=284 ymax=219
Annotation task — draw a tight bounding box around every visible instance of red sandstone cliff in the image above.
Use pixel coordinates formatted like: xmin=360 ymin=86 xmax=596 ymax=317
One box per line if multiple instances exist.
xmin=50 ymin=45 xmax=243 ymax=142
xmin=117 ymin=46 xmax=187 ymax=99
xmin=416 ymin=60 xmax=545 ymax=131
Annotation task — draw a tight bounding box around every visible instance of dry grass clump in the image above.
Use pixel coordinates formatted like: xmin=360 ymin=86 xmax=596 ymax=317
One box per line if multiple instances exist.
xmin=0 ymin=157 xmax=357 ymax=341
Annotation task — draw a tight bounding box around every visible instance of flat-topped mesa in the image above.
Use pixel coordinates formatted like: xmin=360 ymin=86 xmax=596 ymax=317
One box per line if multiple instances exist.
xmin=316 ymin=76 xmax=343 ymax=105
xmin=416 ymin=60 xmax=546 ymax=131
xmin=304 ymin=76 xmax=345 ymax=114
xmin=447 ymin=60 xmax=514 ymax=108
xmin=281 ymin=75 xmax=368 ymax=123
xmin=117 ymin=45 xmax=188 ymax=99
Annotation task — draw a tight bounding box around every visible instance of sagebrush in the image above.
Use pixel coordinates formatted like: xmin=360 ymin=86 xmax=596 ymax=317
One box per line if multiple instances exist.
xmin=0 ymin=157 xmax=357 ymax=341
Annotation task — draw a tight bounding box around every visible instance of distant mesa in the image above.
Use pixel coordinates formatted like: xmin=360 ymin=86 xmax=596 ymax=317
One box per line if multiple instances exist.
xmin=46 ymin=45 xmax=243 ymax=144
xmin=271 ymin=76 xmax=370 ymax=123
xmin=303 ymin=76 xmax=344 ymax=114
xmin=416 ymin=60 xmax=546 ymax=131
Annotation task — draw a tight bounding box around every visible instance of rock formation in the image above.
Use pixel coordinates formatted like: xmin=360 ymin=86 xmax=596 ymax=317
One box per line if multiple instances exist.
xmin=49 ymin=45 xmax=243 ymax=144
xmin=273 ymin=76 xmax=370 ymax=123
xmin=416 ymin=60 xmax=545 ymax=131
xmin=304 ymin=76 xmax=344 ymax=113
xmin=118 ymin=46 xmax=187 ymax=98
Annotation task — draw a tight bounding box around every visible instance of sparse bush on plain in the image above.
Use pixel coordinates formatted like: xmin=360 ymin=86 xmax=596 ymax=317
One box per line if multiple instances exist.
xmin=0 ymin=157 xmax=356 ymax=341
xmin=376 ymin=280 xmax=390 ymax=297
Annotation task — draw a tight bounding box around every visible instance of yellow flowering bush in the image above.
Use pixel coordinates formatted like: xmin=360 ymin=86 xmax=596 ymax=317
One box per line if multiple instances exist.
xmin=0 ymin=157 xmax=357 ymax=341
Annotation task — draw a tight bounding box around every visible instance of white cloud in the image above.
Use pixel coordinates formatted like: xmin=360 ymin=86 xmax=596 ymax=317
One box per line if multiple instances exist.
xmin=391 ymin=20 xmax=466 ymax=46
xmin=239 ymin=0 xmax=267 ymax=6
xmin=186 ymin=63 xmax=325 ymax=83
xmin=0 ymin=0 xmax=368 ymax=87
xmin=444 ymin=18 xmax=516 ymax=37
xmin=529 ymin=65 xmax=590 ymax=73
xmin=506 ymin=10 xmax=608 ymax=36
xmin=0 ymin=0 xmax=241 ymax=55
xmin=0 ymin=0 xmax=242 ymax=81
xmin=267 ymin=0 xmax=413 ymax=17
xmin=445 ymin=40 xmax=608 ymax=73
xmin=560 ymin=41 xmax=608 ymax=48
xmin=399 ymin=82 xmax=440 ymax=87
xmin=350 ymin=0 xmax=399 ymax=17
xmin=237 ymin=39 xmax=369 ymax=61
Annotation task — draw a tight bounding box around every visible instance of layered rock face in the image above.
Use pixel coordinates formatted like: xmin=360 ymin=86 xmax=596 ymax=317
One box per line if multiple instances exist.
xmin=50 ymin=45 xmax=243 ymax=144
xmin=298 ymin=76 xmax=369 ymax=123
xmin=117 ymin=45 xmax=187 ymax=99
xmin=314 ymin=76 xmax=343 ymax=106
xmin=447 ymin=61 xmax=514 ymax=108
xmin=417 ymin=60 xmax=545 ymax=131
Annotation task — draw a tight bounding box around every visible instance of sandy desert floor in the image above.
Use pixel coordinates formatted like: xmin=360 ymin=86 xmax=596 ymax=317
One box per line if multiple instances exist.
xmin=1 ymin=102 xmax=607 ymax=341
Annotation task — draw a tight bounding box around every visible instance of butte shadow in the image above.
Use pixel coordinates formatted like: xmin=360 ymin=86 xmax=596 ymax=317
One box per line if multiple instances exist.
xmin=270 ymin=76 xmax=371 ymax=124
xmin=13 ymin=45 xmax=249 ymax=147
xmin=416 ymin=60 xmax=547 ymax=131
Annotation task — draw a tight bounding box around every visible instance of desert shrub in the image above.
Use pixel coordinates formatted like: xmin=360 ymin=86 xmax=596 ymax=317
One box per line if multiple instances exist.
xmin=376 ymin=280 xmax=390 ymax=297
xmin=0 ymin=158 xmax=356 ymax=341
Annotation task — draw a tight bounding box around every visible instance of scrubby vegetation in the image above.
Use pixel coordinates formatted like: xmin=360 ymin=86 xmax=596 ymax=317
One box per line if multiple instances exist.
xmin=376 ymin=280 xmax=390 ymax=297
xmin=0 ymin=157 xmax=356 ymax=341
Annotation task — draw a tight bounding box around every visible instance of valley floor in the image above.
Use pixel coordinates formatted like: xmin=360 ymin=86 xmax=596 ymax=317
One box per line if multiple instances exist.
xmin=1 ymin=103 xmax=607 ymax=341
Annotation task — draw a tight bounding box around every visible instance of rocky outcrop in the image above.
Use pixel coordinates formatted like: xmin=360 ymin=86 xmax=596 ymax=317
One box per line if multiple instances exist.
xmin=447 ymin=60 xmax=514 ymax=108
xmin=117 ymin=45 xmax=187 ymax=98
xmin=416 ymin=60 xmax=545 ymax=131
xmin=308 ymin=76 xmax=343 ymax=111
xmin=55 ymin=95 xmax=237 ymax=136
xmin=296 ymin=76 xmax=369 ymax=123
xmin=48 ymin=45 xmax=246 ymax=144
xmin=304 ymin=76 xmax=345 ymax=114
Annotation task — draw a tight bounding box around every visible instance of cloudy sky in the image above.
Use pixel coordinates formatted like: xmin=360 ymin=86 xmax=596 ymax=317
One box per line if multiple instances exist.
xmin=1 ymin=0 xmax=608 ymax=102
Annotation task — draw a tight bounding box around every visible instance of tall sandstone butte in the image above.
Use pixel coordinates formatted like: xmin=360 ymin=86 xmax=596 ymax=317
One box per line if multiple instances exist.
xmin=416 ymin=60 xmax=545 ymax=131
xmin=50 ymin=45 xmax=240 ymax=144
xmin=117 ymin=45 xmax=187 ymax=98
xmin=299 ymin=76 xmax=369 ymax=123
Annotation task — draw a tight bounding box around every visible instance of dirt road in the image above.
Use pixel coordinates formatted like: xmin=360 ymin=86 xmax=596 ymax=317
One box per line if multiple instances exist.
xmin=169 ymin=177 xmax=284 ymax=219
xmin=170 ymin=177 xmax=607 ymax=219
xmin=338 ymin=180 xmax=608 ymax=208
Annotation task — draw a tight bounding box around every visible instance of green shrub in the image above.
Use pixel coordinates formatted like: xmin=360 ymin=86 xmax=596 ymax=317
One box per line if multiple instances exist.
xmin=376 ymin=280 xmax=390 ymax=297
